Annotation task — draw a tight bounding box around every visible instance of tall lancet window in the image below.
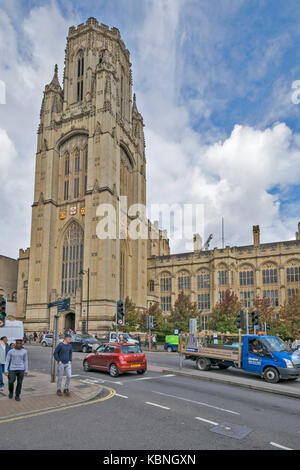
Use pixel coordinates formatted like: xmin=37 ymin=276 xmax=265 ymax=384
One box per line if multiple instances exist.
xmin=61 ymin=222 xmax=84 ymax=295
xmin=77 ymin=52 xmax=84 ymax=102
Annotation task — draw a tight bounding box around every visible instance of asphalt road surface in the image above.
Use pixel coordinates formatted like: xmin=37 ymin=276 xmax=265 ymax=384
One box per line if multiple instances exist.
xmin=1 ymin=345 xmax=299 ymax=450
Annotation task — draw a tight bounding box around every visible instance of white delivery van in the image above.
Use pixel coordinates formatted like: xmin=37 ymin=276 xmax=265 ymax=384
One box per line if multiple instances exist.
xmin=0 ymin=320 xmax=24 ymax=345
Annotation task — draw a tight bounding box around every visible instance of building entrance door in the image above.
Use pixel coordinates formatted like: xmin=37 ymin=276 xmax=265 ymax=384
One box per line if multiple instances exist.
xmin=65 ymin=312 xmax=75 ymax=332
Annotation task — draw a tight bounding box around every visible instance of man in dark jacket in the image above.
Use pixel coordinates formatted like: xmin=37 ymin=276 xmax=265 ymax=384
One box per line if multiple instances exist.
xmin=53 ymin=333 xmax=72 ymax=397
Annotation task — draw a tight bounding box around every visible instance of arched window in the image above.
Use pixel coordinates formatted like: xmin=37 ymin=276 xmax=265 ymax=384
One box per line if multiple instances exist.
xmin=77 ymin=52 xmax=84 ymax=102
xmin=61 ymin=222 xmax=84 ymax=295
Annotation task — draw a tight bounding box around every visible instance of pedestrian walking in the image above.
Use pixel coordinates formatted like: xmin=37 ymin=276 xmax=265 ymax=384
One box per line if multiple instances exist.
xmin=0 ymin=336 xmax=10 ymax=392
xmin=4 ymin=339 xmax=28 ymax=401
xmin=53 ymin=333 xmax=72 ymax=397
xmin=152 ymin=334 xmax=157 ymax=350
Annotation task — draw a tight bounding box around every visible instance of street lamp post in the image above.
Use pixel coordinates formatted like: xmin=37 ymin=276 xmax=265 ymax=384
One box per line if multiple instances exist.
xmin=80 ymin=268 xmax=90 ymax=334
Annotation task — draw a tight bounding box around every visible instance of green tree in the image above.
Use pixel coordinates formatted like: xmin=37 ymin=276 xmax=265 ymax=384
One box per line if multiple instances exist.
xmin=168 ymin=291 xmax=199 ymax=333
xmin=276 ymin=292 xmax=300 ymax=339
xmin=209 ymin=289 xmax=241 ymax=333
xmin=252 ymin=296 xmax=274 ymax=326
xmin=121 ymin=297 xmax=142 ymax=333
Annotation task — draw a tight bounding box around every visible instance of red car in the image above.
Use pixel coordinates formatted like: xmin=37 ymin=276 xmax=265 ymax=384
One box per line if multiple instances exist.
xmin=83 ymin=342 xmax=147 ymax=377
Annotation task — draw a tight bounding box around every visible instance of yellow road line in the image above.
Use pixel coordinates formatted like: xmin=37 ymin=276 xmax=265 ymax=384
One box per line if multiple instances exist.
xmin=0 ymin=386 xmax=116 ymax=424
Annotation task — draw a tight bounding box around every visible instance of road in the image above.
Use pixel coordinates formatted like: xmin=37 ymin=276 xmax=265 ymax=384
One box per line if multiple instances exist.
xmin=1 ymin=345 xmax=300 ymax=450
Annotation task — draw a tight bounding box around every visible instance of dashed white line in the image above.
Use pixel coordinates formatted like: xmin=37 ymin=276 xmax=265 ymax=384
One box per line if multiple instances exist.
xmin=145 ymin=402 xmax=170 ymax=410
xmin=270 ymin=442 xmax=293 ymax=451
xmin=195 ymin=417 xmax=219 ymax=426
xmin=115 ymin=394 xmax=129 ymax=399
xmin=152 ymin=391 xmax=239 ymax=415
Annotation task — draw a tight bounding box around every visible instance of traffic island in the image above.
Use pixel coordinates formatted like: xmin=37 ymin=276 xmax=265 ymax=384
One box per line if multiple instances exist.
xmin=0 ymin=371 xmax=112 ymax=421
xmin=162 ymin=367 xmax=300 ymax=399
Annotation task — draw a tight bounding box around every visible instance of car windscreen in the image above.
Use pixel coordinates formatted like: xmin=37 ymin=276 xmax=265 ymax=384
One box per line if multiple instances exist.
xmin=262 ymin=337 xmax=292 ymax=353
xmin=120 ymin=345 xmax=141 ymax=354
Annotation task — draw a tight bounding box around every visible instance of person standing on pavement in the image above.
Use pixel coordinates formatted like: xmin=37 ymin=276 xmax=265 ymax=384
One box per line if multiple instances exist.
xmin=4 ymin=339 xmax=28 ymax=401
xmin=0 ymin=337 xmax=10 ymax=392
xmin=54 ymin=333 xmax=72 ymax=397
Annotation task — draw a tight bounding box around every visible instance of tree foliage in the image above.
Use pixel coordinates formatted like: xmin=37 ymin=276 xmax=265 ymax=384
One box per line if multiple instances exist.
xmin=208 ymin=289 xmax=241 ymax=333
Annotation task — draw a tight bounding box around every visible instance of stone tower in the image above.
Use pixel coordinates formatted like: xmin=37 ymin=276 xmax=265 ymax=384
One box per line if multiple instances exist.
xmin=17 ymin=18 xmax=148 ymax=333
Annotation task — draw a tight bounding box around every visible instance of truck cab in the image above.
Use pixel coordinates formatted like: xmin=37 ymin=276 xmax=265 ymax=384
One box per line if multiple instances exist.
xmin=243 ymin=335 xmax=300 ymax=383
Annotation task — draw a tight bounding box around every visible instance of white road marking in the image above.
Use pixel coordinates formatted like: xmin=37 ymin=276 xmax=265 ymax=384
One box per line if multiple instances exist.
xmin=77 ymin=375 xmax=122 ymax=385
xmin=145 ymin=402 xmax=170 ymax=410
xmin=71 ymin=375 xmax=79 ymax=377
xmin=115 ymin=394 xmax=129 ymax=399
xmin=128 ymin=374 xmax=175 ymax=382
xmin=152 ymin=391 xmax=240 ymax=415
xmin=270 ymin=442 xmax=293 ymax=451
xmin=195 ymin=417 xmax=219 ymax=426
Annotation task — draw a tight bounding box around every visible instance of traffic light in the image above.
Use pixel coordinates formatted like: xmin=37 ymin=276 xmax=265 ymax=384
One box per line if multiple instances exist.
xmin=251 ymin=311 xmax=259 ymax=326
xmin=116 ymin=300 xmax=125 ymax=326
xmin=144 ymin=316 xmax=150 ymax=329
xmin=0 ymin=296 xmax=7 ymax=328
xmin=236 ymin=310 xmax=244 ymax=329
xmin=266 ymin=324 xmax=271 ymax=333
xmin=152 ymin=317 xmax=157 ymax=329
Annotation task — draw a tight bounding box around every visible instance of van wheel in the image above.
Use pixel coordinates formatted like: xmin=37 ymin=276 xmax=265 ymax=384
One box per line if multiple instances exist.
xmin=42 ymin=342 xmax=47 ymax=347
xmin=263 ymin=367 xmax=279 ymax=383
xmin=197 ymin=358 xmax=211 ymax=371
xmin=167 ymin=347 xmax=173 ymax=353
xmin=83 ymin=360 xmax=90 ymax=372
xmin=109 ymin=364 xmax=119 ymax=377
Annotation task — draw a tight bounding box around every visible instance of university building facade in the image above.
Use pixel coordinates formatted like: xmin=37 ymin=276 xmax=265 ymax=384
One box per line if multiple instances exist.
xmin=4 ymin=18 xmax=299 ymax=334
xmin=147 ymin=225 xmax=300 ymax=329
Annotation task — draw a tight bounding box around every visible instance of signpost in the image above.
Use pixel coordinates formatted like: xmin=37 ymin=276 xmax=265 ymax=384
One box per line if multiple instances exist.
xmin=48 ymin=297 xmax=70 ymax=383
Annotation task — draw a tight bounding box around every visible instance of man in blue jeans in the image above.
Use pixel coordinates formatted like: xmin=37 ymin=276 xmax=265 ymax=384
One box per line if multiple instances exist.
xmin=53 ymin=333 xmax=72 ymax=397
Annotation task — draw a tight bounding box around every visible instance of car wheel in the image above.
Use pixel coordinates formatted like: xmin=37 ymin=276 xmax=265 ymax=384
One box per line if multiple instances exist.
xmin=263 ymin=367 xmax=280 ymax=383
xmin=82 ymin=345 xmax=88 ymax=353
xmin=109 ymin=364 xmax=119 ymax=377
xmin=83 ymin=360 xmax=91 ymax=372
xmin=196 ymin=357 xmax=211 ymax=371
xmin=137 ymin=370 xmax=146 ymax=375
xmin=167 ymin=346 xmax=173 ymax=353
xmin=42 ymin=342 xmax=47 ymax=347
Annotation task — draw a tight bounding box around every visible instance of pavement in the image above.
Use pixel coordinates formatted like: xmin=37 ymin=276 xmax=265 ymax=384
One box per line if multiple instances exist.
xmin=161 ymin=366 xmax=300 ymax=399
xmin=0 ymin=371 xmax=106 ymax=420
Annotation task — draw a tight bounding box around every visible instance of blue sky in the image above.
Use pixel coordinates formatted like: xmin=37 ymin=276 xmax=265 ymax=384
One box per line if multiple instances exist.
xmin=0 ymin=0 xmax=300 ymax=257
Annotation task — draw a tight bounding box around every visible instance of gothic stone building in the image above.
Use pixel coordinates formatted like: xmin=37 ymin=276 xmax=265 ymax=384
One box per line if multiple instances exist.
xmin=147 ymin=224 xmax=300 ymax=329
xmin=16 ymin=18 xmax=149 ymax=333
xmin=13 ymin=18 xmax=300 ymax=334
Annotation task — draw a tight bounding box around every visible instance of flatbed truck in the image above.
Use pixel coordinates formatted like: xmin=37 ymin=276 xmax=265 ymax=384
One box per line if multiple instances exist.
xmin=179 ymin=334 xmax=300 ymax=383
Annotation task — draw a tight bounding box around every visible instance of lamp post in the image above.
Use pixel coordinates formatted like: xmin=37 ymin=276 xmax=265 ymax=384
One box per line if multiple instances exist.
xmin=80 ymin=268 xmax=90 ymax=334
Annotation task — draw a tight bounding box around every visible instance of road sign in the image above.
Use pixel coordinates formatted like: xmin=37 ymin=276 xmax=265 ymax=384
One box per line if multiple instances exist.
xmin=48 ymin=298 xmax=70 ymax=312
xmin=58 ymin=298 xmax=70 ymax=312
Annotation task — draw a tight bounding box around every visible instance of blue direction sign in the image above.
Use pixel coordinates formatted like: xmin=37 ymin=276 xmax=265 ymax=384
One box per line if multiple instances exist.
xmin=48 ymin=298 xmax=70 ymax=312
xmin=58 ymin=298 xmax=70 ymax=312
